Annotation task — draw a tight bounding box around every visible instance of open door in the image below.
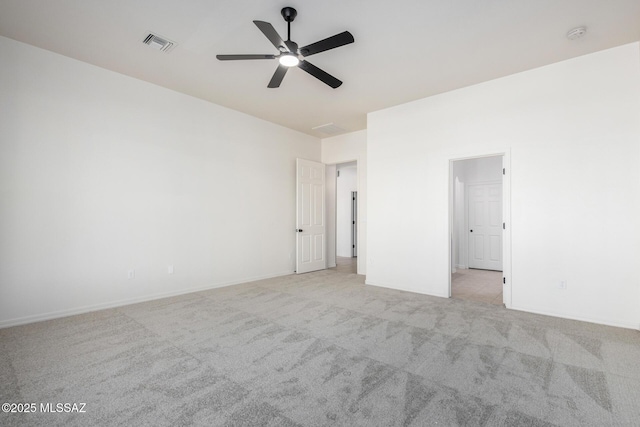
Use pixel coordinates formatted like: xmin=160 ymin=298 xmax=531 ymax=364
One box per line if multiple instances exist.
xmin=296 ymin=158 xmax=326 ymax=274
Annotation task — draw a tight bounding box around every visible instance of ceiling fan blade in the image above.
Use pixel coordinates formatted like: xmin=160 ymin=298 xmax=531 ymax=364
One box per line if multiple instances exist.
xmin=253 ymin=20 xmax=288 ymax=51
xmin=268 ymin=65 xmax=289 ymax=88
xmin=284 ymin=40 xmax=298 ymax=53
xmin=297 ymin=60 xmax=342 ymax=88
xmin=299 ymin=31 xmax=354 ymax=57
xmin=216 ymin=54 xmax=276 ymax=60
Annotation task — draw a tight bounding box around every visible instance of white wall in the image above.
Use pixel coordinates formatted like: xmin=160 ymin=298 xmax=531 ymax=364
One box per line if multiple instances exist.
xmin=336 ymin=164 xmax=357 ymax=257
xmin=368 ymin=42 xmax=640 ymax=329
xmin=321 ymin=130 xmax=367 ymax=274
xmin=454 ymin=156 xmax=503 ymax=184
xmin=0 ymin=36 xmax=320 ymax=327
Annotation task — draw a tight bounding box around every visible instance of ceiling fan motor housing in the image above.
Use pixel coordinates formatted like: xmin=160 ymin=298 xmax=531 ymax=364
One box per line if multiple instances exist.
xmin=281 ymin=7 xmax=297 ymax=22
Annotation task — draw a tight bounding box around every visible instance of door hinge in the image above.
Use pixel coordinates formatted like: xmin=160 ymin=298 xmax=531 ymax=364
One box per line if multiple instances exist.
xmin=503 ymin=277 xmax=506 ymax=284
xmin=337 ymin=170 xmax=340 ymax=177
xmin=352 ymin=221 xmax=355 ymax=224
xmin=352 ymin=245 xmax=355 ymax=248
xmin=503 ymin=223 xmax=505 ymax=229
xmin=502 ymin=168 xmax=505 ymax=175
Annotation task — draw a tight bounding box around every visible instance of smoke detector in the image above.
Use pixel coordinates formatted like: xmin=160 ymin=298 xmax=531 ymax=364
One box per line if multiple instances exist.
xmin=566 ymin=27 xmax=587 ymax=40
xmin=143 ymin=33 xmax=176 ymax=52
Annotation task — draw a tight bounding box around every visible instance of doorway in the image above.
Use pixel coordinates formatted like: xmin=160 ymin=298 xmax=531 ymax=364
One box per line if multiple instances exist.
xmin=450 ymin=155 xmax=507 ymax=306
xmin=326 ymin=161 xmax=358 ymax=272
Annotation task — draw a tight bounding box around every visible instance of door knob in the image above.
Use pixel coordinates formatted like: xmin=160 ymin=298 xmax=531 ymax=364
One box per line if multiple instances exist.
xmin=470 ymin=230 xmax=473 ymax=232
xmin=296 ymin=229 xmax=303 ymax=232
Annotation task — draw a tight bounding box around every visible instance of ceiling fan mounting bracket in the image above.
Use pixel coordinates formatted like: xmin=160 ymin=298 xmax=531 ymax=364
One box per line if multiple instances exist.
xmin=281 ymin=7 xmax=297 ymax=23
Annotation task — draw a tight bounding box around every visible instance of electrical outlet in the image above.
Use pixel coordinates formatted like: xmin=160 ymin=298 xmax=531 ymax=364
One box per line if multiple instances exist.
xmin=168 ymin=265 xmax=174 ymax=274
xmin=128 ymin=270 xmax=135 ymax=279
xmin=558 ymin=280 xmax=567 ymax=290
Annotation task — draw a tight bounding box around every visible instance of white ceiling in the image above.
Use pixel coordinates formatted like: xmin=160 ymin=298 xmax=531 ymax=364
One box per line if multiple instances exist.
xmin=1 ymin=0 xmax=639 ymax=137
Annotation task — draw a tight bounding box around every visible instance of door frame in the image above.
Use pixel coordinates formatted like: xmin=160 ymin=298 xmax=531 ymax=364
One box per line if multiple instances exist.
xmin=324 ymin=160 xmax=360 ymax=274
xmin=351 ymin=191 xmax=358 ymax=257
xmin=448 ymin=150 xmax=512 ymax=308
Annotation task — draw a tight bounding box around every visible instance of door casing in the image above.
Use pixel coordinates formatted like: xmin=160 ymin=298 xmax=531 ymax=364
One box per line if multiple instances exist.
xmin=448 ymin=151 xmax=511 ymax=308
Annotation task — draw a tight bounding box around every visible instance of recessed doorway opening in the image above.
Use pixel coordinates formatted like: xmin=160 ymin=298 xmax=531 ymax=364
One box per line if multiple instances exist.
xmin=449 ymin=154 xmax=509 ymax=306
xmin=326 ymin=161 xmax=358 ymax=272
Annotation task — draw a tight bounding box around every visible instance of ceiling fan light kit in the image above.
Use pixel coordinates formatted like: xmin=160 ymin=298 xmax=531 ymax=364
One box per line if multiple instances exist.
xmin=279 ymin=53 xmax=299 ymax=67
xmin=216 ymin=7 xmax=354 ymax=88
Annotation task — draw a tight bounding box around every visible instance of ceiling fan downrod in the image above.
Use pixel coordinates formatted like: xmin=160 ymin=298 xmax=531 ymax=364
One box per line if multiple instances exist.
xmin=281 ymin=7 xmax=297 ymax=41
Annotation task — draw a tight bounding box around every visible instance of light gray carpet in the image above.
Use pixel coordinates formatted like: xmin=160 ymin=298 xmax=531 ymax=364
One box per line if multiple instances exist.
xmin=451 ymin=269 xmax=503 ymax=306
xmin=1 ymin=269 xmax=640 ymax=426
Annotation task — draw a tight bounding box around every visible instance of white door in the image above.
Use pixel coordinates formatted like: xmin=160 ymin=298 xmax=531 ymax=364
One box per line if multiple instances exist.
xmin=468 ymin=182 xmax=502 ymax=271
xmin=296 ymin=158 xmax=326 ymax=274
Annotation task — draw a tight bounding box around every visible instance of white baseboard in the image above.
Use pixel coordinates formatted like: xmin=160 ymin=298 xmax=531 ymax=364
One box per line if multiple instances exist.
xmin=364 ymin=280 xmax=449 ymax=299
xmin=0 ymin=270 xmax=293 ymax=329
xmin=364 ymin=282 xmax=639 ymax=331
xmin=7 ymin=273 xmax=635 ymax=332
xmin=509 ymin=304 xmax=640 ymax=331
xmin=456 ymin=264 xmax=467 ymax=270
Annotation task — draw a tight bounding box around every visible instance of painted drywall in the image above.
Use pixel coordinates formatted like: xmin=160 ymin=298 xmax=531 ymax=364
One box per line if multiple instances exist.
xmin=368 ymin=42 xmax=640 ymax=329
xmin=0 ymin=36 xmax=320 ymax=327
xmin=321 ymin=130 xmax=367 ymax=275
xmin=336 ymin=164 xmax=357 ymax=257
xmin=452 ymin=156 xmax=503 ymax=270
xmin=454 ymin=156 xmax=503 ymax=184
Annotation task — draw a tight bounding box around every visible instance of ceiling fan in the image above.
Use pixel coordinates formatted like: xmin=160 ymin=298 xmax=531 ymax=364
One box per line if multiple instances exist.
xmin=216 ymin=7 xmax=354 ymax=89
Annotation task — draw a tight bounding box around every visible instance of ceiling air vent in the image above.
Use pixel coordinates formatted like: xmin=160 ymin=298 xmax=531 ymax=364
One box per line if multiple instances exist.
xmin=143 ymin=33 xmax=175 ymax=52
xmin=566 ymin=26 xmax=587 ymax=40
xmin=312 ymin=123 xmax=346 ymax=136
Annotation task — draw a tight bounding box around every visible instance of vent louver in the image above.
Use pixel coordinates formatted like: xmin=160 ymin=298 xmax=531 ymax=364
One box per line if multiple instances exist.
xmin=312 ymin=123 xmax=346 ymax=136
xmin=143 ymin=33 xmax=175 ymax=52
